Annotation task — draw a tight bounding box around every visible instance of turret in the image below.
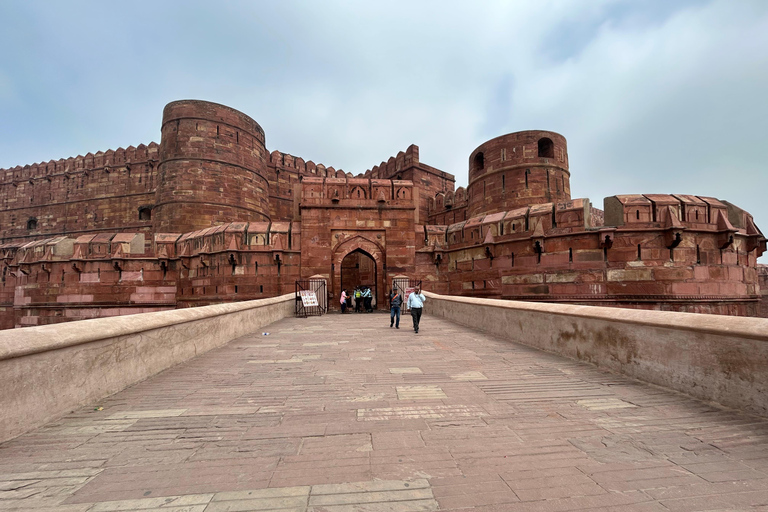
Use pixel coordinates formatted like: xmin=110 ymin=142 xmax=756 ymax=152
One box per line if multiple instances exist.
xmin=466 ymin=130 xmax=570 ymax=218
xmin=154 ymin=100 xmax=270 ymax=233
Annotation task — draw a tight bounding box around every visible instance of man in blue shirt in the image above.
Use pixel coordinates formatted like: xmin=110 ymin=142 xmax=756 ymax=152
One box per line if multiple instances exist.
xmin=406 ymin=287 xmax=426 ymax=334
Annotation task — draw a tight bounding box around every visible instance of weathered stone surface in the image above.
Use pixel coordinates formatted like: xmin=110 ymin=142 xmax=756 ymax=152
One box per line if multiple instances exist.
xmin=1 ymin=313 xmax=767 ymax=510
xmin=0 ymin=101 xmax=765 ymax=330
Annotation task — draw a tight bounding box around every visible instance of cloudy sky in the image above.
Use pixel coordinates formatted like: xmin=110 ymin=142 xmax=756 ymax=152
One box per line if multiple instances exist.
xmin=1 ymin=0 xmax=766 ymax=258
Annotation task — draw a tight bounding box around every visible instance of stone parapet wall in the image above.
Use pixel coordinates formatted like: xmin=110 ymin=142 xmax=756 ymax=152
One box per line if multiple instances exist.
xmin=0 ymin=293 xmax=295 ymax=443
xmin=424 ymin=292 xmax=768 ymax=416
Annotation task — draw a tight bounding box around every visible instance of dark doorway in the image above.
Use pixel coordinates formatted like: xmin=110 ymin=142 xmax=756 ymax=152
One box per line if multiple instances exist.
xmin=341 ymin=249 xmax=377 ymax=310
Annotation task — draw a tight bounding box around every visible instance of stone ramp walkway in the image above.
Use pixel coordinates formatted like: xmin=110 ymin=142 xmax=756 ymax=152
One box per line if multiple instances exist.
xmin=2 ymin=313 xmax=768 ymax=511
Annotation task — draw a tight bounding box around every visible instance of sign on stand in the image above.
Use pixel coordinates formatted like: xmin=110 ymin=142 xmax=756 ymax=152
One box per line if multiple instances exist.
xmin=299 ymin=290 xmax=319 ymax=307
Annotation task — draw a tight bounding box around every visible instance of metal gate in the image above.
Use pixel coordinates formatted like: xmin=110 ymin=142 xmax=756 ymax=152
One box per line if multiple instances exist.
xmin=391 ymin=277 xmax=422 ymax=311
xmin=295 ymin=278 xmax=328 ymax=318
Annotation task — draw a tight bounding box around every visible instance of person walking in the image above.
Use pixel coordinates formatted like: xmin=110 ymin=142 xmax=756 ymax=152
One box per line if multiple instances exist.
xmin=340 ymin=289 xmax=348 ymax=314
xmin=407 ymin=287 xmax=426 ymax=333
xmin=389 ymin=289 xmax=402 ymax=329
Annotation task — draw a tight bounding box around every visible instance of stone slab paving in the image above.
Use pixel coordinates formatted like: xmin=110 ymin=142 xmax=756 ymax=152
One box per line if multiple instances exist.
xmin=2 ymin=313 xmax=768 ymax=511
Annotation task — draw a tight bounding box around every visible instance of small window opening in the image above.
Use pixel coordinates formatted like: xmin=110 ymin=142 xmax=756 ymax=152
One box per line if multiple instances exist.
xmin=696 ymin=245 xmax=701 ymax=264
xmin=695 ymin=210 xmax=699 ymax=221
xmin=235 ymin=286 xmax=238 ymax=293
xmin=236 ymin=132 xmax=239 ymax=143
xmin=511 ymin=252 xmax=515 ymax=267
xmin=474 ymin=152 xmax=485 ymax=170
xmin=216 ymin=125 xmax=220 ymax=137
xmin=525 ymin=169 xmax=530 ymax=189
xmin=538 ymin=138 xmax=554 ymax=158
xmin=569 ymin=248 xmax=573 ymax=262
xmin=636 ymin=210 xmax=640 ymax=220
xmin=637 ymin=244 xmax=642 ymax=260
xmin=27 ymin=218 xmax=37 ymax=230
xmin=260 ymin=285 xmax=263 ymax=293
xmin=255 ymin=261 xmax=258 ymax=275
xmin=502 ymin=174 xmax=506 ymax=194
xmin=501 ymin=148 xmax=506 ymax=162
xmin=500 ymin=223 xmax=504 ymax=236
xmin=138 ymin=206 xmax=152 ymax=221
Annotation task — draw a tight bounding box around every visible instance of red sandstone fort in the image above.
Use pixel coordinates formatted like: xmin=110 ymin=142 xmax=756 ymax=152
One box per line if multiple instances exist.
xmin=0 ymin=99 xmax=766 ymax=329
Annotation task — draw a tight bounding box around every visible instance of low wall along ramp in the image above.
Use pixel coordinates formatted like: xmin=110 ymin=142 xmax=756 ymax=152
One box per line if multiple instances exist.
xmin=0 ymin=294 xmax=294 ymax=443
xmin=425 ymin=292 xmax=768 ymax=417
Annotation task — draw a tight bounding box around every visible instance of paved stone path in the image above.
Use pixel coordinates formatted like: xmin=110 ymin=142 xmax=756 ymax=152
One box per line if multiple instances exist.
xmin=2 ymin=313 xmax=768 ymax=511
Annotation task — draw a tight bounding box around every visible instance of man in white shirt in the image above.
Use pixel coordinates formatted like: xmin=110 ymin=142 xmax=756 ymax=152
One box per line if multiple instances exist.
xmin=407 ymin=287 xmax=426 ymax=334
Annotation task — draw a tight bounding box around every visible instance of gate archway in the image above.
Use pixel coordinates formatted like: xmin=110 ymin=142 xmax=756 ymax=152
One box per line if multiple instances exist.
xmin=332 ymin=236 xmax=385 ymax=311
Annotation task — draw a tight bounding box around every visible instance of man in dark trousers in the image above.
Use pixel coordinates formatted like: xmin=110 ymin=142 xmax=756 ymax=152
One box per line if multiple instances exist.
xmin=407 ymin=287 xmax=426 ymax=333
xmin=389 ymin=289 xmax=402 ymax=329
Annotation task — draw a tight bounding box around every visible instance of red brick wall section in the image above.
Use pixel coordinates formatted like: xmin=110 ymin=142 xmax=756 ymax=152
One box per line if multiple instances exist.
xmin=466 ymin=131 xmax=570 ymax=218
xmin=758 ymin=265 xmax=768 ymax=318
xmin=431 ymin=194 xmax=764 ymax=316
xmin=154 ymin=100 xmax=271 ymax=233
xmin=1 ymin=101 xmax=766 ymax=329
xmin=0 ymin=144 xmax=159 ymax=244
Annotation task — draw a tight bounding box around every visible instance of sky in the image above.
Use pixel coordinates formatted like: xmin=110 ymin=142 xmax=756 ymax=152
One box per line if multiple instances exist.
xmin=1 ymin=0 xmax=766 ymax=259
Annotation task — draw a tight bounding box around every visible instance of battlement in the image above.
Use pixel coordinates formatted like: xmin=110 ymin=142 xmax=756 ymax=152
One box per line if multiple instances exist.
xmin=361 ymin=145 xmax=420 ymax=180
xmin=0 ymin=142 xmax=159 ymax=184
xmin=269 ymin=150 xmax=350 ymax=178
xmin=424 ymin=195 xmax=765 ymax=254
xmin=300 ymin=177 xmax=414 ymax=206
xmin=604 ymin=194 xmax=764 ymax=235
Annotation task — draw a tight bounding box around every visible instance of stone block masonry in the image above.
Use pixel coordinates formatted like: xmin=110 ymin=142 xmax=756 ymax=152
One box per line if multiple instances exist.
xmin=0 ymin=99 xmax=765 ymax=329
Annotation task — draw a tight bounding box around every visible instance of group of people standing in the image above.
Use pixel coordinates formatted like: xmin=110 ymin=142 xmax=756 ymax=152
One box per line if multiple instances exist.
xmin=340 ymin=285 xmax=426 ymax=334
xmin=339 ymin=286 xmax=373 ymax=314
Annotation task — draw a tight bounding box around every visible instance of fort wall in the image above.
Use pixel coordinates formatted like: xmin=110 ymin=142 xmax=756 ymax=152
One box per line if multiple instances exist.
xmin=420 ymin=194 xmax=764 ymax=316
xmin=0 ymin=143 xmax=159 ymax=243
xmin=0 ymin=100 xmax=765 ymax=328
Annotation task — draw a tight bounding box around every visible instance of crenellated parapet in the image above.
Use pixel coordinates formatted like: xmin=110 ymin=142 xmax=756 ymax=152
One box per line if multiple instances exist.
xmin=0 ymin=142 xmax=160 ymax=184
xmin=0 ymin=143 xmax=160 ymax=242
xmin=300 ymin=177 xmax=414 ymax=207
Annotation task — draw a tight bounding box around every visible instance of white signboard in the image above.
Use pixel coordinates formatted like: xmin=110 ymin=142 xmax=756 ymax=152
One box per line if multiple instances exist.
xmin=299 ymin=290 xmax=319 ymax=307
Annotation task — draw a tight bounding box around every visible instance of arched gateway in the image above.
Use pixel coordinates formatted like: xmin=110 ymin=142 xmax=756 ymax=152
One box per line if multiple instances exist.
xmin=332 ymin=236 xmax=385 ymax=311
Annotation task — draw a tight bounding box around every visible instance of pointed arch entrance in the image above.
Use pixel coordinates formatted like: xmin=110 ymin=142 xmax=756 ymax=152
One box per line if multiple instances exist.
xmin=332 ymin=236 xmax=385 ymax=311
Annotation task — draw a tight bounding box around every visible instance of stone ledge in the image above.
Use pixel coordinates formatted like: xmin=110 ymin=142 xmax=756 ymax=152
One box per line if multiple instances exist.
xmin=0 ymin=294 xmax=293 ymax=361
xmin=423 ymin=292 xmax=768 ymax=341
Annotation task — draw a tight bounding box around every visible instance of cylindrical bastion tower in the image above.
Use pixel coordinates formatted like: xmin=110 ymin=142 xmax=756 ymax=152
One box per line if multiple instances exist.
xmin=153 ymin=100 xmax=270 ymax=233
xmin=467 ymin=130 xmax=570 ymax=218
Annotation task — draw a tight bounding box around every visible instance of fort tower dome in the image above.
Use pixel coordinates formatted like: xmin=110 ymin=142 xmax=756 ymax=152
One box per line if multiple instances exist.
xmin=154 ymin=100 xmax=271 ymax=233
xmin=467 ymin=130 xmax=570 ymax=218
